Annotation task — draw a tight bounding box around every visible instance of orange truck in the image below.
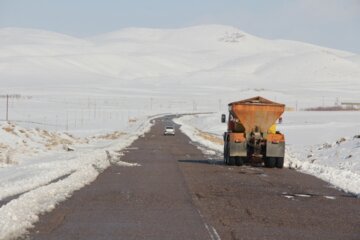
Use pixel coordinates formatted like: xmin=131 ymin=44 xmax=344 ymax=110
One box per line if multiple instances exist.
xmin=223 ymin=96 xmax=285 ymax=168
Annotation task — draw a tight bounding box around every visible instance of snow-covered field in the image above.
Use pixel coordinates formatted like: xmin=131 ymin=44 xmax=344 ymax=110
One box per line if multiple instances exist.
xmin=0 ymin=24 xmax=359 ymax=239
xmin=174 ymin=112 xmax=360 ymax=196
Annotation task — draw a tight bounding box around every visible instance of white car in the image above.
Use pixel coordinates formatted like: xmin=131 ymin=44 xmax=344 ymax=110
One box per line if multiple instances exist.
xmin=164 ymin=126 xmax=175 ymax=136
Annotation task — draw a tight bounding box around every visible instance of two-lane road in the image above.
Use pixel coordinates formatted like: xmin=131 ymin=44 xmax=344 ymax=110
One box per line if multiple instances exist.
xmin=28 ymin=117 xmax=360 ymax=240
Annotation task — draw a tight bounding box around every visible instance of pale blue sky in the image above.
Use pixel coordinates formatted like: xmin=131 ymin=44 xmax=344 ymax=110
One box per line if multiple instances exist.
xmin=0 ymin=0 xmax=359 ymax=53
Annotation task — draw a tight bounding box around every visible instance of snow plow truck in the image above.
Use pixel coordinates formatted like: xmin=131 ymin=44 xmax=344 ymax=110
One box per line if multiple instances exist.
xmin=223 ymin=96 xmax=285 ymax=168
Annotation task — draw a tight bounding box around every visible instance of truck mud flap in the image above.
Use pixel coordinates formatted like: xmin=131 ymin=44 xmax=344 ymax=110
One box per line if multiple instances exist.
xmin=229 ymin=142 xmax=247 ymax=157
xmin=266 ymin=141 xmax=285 ymax=157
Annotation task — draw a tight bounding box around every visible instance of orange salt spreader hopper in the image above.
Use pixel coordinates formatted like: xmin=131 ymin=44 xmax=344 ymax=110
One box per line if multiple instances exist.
xmin=223 ymin=96 xmax=285 ymax=168
xmin=230 ymin=96 xmax=285 ymax=134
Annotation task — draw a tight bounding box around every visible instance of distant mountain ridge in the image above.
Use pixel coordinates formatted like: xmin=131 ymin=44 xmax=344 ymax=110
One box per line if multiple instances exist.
xmin=0 ymin=25 xmax=359 ymax=106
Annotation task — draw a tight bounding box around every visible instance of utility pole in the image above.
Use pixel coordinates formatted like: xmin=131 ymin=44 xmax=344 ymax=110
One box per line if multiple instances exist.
xmin=192 ymin=100 xmax=197 ymax=112
xmin=3 ymin=94 xmax=17 ymax=122
xmin=66 ymin=111 xmax=69 ymax=131
xmin=6 ymin=94 xmax=9 ymax=122
xmin=94 ymin=100 xmax=97 ymax=119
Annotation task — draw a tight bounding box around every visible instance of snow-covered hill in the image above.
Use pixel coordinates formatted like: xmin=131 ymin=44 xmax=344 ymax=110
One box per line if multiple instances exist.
xmin=0 ymin=25 xmax=359 ymax=106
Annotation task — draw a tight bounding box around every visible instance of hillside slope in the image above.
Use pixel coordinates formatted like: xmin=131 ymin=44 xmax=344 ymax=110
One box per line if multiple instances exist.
xmin=0 ymin=25 xmax=359 ymax=108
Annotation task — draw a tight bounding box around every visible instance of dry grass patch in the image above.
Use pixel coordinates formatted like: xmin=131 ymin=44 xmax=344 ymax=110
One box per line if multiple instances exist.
xmin=95 ymin=131 xmax=125 ymax=140
xmin=0 ymin=143 xmax=8 ymax=149
xmin=197 ymin=130 xmax=223 ymax=145
xmin=45 ymin=137 xmax=74 ymax=149
xmin=3 ymin=125 xmax=18 ymax=135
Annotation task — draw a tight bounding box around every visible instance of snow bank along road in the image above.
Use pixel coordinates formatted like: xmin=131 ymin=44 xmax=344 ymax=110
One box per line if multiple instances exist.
xmin=27 ymin=116 xmax=360 ymax=240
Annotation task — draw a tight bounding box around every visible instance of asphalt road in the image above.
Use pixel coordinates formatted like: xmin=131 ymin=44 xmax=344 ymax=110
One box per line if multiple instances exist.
xmin=28 ymin=117 xmax=360 ymax=240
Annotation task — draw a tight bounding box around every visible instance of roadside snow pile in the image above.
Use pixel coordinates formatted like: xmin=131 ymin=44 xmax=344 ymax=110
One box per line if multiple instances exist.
xmin=0 ymin=122 xmax=80 ymax=167
xmin=0 ymin=117 xmax=154 ymax=240
xmin=175 ymin=113 xmax=360 ymax=196
xmin=174 ymin=115 xmax=224 ymax=153
xmin=286 ymin=136 xmax=360 ymax=196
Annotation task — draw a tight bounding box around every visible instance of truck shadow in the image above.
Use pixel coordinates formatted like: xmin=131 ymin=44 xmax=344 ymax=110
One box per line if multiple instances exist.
xmin=178 ymin=159 xmax=271 ymax=169
xmin=178 ymin=159 xmax=224 ymax=165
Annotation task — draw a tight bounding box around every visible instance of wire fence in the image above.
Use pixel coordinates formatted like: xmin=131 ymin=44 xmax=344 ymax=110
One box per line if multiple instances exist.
xmin=1 ymin=93 xmax=342 ymax=134
xmin=0 ymin=95 xmax=229 ymax=134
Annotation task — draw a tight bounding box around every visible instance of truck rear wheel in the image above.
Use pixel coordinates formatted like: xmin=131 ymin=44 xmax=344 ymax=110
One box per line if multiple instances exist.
xmin=276 ymin=157 xmax=284 ymax=168
xmin=228 ymin=157 xmax=236 ymax=165
xmin=264 ymin=157 xmax=276 ymax=168
xmin=224 ymin=145 xmax=229 ymax=165
xmin=235 ymin=157 xmax=244 ymax=166
xmin=224 ymin=155 xmax=229 ymax=165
